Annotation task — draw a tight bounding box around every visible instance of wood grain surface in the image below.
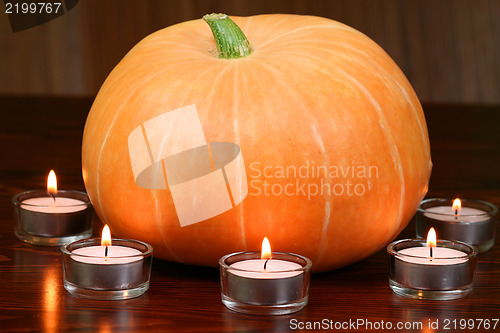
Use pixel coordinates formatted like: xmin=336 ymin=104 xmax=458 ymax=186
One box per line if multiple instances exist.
xmin=0 ymin=96 xmax=499 ymax=332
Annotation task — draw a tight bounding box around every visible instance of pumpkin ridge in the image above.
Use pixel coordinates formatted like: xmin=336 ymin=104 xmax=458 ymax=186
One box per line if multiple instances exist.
xmin=285 ymin=47 xmax=429 ymax=172
xmin=309 ymin=123 xmax=333 ymax=263
xmin=197 ymin=62 xmax=234 ymax=124
xmin=178 ymin=65 xmax=224 ymax=106
xmin=151 ymin=190 xmax=182 ymax=261
xmin=231 ymin=61 xmax=247 ymax=249
xmin=90 ymin=60 xmax=208 ymax=236
xmin=252 ymin=60 xmax=331 ymax=262
xmin=256 ymin=55 xmax=404 ymax=261
xmin=314 ymin=40 xmax=430 ymax=158
xmin=336 ymin=68 xmax=406 ymax=243
xmin=298 ymin=46 xmax=429 ymax=242
xmin=257 ymin=24 xmax=357 ymax=50
xmin=299 ymin=44 xmax=430 ymax=218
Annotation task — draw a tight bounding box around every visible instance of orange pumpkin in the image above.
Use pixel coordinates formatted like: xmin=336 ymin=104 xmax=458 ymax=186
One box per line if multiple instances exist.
xmin=82 ymin=14 xmax=431 ymax=272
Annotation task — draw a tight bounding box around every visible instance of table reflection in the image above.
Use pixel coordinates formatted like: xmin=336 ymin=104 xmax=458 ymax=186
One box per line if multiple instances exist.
xmin=43 ymin=266 xmax=60 ymax=333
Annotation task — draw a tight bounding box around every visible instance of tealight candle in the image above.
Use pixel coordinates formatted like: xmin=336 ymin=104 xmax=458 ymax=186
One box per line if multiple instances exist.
xmin=12 ymin=170 xmax=93 ymax=246
xmin=219 ymin=237 xmax=312 ymax=315
xmin=61 ymin=225 xmax=153 ymax=300
xmin=387 ymin=228 xmax=477 ymax=300
xmin=416 ymin=198 xmax=498 ymax=252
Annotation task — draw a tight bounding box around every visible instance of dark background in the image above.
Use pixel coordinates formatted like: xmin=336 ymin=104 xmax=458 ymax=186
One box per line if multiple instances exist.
xmin=1 ymin=0 xmax=499 ymax=104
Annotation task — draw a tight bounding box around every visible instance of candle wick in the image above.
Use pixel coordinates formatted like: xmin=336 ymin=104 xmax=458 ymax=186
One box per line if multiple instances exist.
xmin=50 ymin=193 xmax=56 ymax=203
xmin=263 ymin=258 xmax=270 ymax=270
xmin=455 ymin=208 xmax=458 ymax=219
xmin=429 ymin=246 xmax=433 ymax=259
xmin=104 ymin=246 xmax=108 ymax=258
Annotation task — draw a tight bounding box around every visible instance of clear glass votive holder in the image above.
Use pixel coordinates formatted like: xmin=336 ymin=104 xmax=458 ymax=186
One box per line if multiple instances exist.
xmin=219 ymin=251 xmax=312 ymax=315
xmin=12 ymin=190 xmax=93 ymax=246
xmin=416 ymin=198 xmax=498 ymax=252
xmin=61 ymin=238 xmax=153 ymax=300
xmin=387 ymin=239 xmax=477 ymax=300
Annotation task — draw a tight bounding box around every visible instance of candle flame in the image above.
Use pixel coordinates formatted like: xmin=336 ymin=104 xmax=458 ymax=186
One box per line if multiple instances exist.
xmin=47 ymin=170 xmax=57 ymax=195
xmin=453 ymin=198 xmax=461 ymax=213
xmin=426 ymin=227 xmax=437 ymax=248
xmin=101 ymin=225 xmax=112 ymax=247
xmin=261 ymin=237 xmax=272 ymax=260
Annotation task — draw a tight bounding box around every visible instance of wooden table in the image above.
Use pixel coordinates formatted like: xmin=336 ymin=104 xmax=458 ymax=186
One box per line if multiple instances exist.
xmin=0 ymin=97 xmax=499 ymax=332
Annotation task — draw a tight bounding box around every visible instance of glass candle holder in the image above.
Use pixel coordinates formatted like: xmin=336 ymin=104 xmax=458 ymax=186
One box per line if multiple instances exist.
xmin=416 ymin=198 xmax=498 ymax=252
xmin=61 ymin=238 xmax=153 ymax=300
xmin=12 ymin=190 xmax=93 ymax=246
xmin=219 ymin=251 xmax=312 ymax=315
xmin=387 ymin=239 xmax=477 ymax=300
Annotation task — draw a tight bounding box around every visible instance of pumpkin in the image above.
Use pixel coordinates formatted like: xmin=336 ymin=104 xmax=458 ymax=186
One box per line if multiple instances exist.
xmin=82 ymin=13 xmax=431 ymax=272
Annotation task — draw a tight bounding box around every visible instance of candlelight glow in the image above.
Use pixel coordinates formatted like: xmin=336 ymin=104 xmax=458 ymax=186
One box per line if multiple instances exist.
xmin=426 ymin=227 xmax=437 ymax=248
xmin=261 ymin=237 xmax=272 ymax=260
xmin=43 ymin=267 xmax=59 ymax=333
xmin=101 ymin=225 xmax=112 ymax=247
xmin=453 ymin=198 xmax=462 ymax=213
xmin=47 ymin=170 xmax=57 ymax=195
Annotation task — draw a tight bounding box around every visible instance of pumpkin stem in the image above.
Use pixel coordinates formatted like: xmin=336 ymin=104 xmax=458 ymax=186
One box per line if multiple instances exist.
xmin=203 ymin=13 xmax=252 ymax=59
